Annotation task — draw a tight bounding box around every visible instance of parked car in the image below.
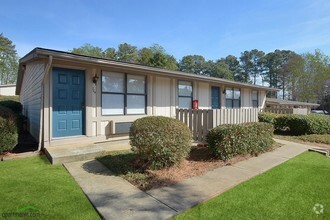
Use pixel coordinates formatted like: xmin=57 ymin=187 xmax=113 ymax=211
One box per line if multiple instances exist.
xmin=311 ymin=110 xmax=329 ymax=115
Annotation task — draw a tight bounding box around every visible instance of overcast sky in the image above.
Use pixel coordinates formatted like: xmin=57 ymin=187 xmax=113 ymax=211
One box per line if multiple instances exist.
xmin=1 ymin=0 xmax=330 ymax=60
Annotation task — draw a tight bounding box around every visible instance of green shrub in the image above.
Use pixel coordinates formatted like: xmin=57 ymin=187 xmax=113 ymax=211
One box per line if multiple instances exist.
xmin=273 ymin=115 xmax=291 ymax=131
xmin=276 ymin=115 xmax=307 ymax=135
xmin=0 ymin=106 xmax=18 ymax=154
xmin=207 ymin=122 xmax=274 ymax=160
xmin=0 ymin=100 xmax=22 ymax=114
xmin=259 ymin=112 xmax=330 ymax=135
xmin=258 ymin=112 xmax=287 ymax=130
xmin=129 ymin=116 xmax=192 ymax=169
xmin=306 ymin=114 xmax=330 ymax=134
xmin=274 ymin=114 xmax=330 ymax=135
xmin=258 ymin=112 xmax=278 ymax=124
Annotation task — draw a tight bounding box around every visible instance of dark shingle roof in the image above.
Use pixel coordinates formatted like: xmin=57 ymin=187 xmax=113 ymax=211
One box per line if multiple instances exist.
xmin=266 ymin=98 xmax=319 ymax=107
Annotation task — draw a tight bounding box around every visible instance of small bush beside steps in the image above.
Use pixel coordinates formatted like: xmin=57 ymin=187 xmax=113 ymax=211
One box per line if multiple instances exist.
xmin=129 ymin=116 xmax=192 ymax=169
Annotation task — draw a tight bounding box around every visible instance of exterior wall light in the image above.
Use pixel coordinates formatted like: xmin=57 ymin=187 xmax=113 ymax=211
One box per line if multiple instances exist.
xmin=92 ymin=74 xmax=99 ymax=84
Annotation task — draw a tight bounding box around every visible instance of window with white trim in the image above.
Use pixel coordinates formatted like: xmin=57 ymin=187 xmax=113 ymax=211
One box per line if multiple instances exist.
xmin=226 ymin=88 xmax=240 ymax=108
xmin=252 ymin=90 xmax=258 ymax=107
xmin=178 ymin=81 xmax=192 ymax=109
xmin=102 ymin=72 xmax=146 ymax=115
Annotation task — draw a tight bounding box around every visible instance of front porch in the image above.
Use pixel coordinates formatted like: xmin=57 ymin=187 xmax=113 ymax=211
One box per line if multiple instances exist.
xmin=45 ymin=107 xmax=262 ymax=164
xmin=44 ymin=136 xmax=131 ymax=164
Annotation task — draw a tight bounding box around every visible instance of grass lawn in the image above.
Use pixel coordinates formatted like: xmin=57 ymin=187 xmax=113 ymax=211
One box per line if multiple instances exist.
xmin=275 ymin=134 xmax=330 ymax=146
xmin=0 ymin=156 xmax=100 ymax=219
xmin=295 ymin=134 xmax=330 ymax=145
xmin=0 ymin=95 xmax=19 ymax=102
xmin=175 ymin=152 xmax=330 ymax=220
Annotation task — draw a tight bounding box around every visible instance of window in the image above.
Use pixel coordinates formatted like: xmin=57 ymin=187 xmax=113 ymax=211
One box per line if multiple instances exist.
xmin=226 ymin=88 xmax=240 ymax=108
xmin=178 ymin=81 xmax=192 ymax=109
xmin=102 ymin=72 xmax=146 ymax=115
xmin=211 ymin=86 xmax=220 ymax=109
xmin=252 ymin=90 xmax=258 ymax=107
xmin=126 ymin=74 xmax=146 ymax=114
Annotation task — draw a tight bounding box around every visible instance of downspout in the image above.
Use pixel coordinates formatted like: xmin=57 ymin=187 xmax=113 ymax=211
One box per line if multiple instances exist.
xmin=37 ymin=55 xmax=52 ymax=151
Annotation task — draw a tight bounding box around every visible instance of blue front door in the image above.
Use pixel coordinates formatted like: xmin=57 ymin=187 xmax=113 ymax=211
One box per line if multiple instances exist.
xmin=52 ymin=67 xmax=85 ymax=138
xmin=211 ymin=86 xmax=220 ymax=109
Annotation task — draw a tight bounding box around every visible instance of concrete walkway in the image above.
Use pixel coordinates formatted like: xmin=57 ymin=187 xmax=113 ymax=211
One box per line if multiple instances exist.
xmin=64 ymin=139 xmax=314 ymax=220
xmin=64 ymin=160 xmax=176 ymax=220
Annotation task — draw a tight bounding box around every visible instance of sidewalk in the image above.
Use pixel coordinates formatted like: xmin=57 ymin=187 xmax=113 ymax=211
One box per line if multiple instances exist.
xmin=64 ymin=139 xmax=313 ymax=220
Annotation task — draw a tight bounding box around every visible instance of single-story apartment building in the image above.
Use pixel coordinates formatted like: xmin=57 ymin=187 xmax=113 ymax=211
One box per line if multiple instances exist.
xmin=0 ymin=84 xmax=16 ymax=96
xmin=265 ymin=98 xmax=319 ymax=115
xmin=16 ymin=48 xmax=279 ymax=149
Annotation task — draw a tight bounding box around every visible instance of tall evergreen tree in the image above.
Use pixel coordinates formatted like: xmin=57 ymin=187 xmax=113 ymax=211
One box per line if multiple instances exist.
xmin=117 ymin=43 xmax=139 ymax=63
xmin=224 ymin=55 xmax=243 ymax=82
xmin=239 ymin=49 xmax=265 ymax=84
xmin=71 ymin=43 xmax=104 ymax=57
xmin=138 ymin=44 xmax=178 ymax=70
xmin=264 ymin=50 xmax=296 ymax=98
xmin=179 ymin=55 xmax=207 ymax=75
xmin=0 ymin=33 xmax=19 ymax=84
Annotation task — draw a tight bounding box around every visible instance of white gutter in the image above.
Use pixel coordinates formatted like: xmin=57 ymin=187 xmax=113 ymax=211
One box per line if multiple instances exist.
xmin=37 ymin=55 xmax=52 ymax=151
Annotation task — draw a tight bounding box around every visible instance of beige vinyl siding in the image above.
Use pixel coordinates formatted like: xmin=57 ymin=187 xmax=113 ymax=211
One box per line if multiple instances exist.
xmin=153 ymin=76 xmax=172 ymax=117
xmin=197 ymin=82 xmax=210 ymax=109
xmin=20 ymin=61 xmax=45 ymax=140
xmin=260 ymin=90 xmax=266 ymax=108
xmin=241 ymin=88 xmax=250 ymax=108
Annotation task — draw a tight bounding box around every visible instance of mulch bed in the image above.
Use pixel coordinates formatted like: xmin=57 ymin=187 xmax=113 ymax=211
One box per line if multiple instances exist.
xmin=103 ymin=143 xmax=282 ymax=191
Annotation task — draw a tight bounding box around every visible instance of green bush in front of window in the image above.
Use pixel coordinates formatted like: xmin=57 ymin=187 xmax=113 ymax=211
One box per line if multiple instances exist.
xmin=207 ymin=122 xmax=274 ymax=160
xmin=129 ymin=116 xmax=192 ymax=169
xmin=0 ymin=106 xmax=18 ymax=154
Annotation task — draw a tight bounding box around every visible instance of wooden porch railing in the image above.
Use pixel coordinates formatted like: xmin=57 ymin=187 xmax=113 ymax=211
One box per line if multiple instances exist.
xmin=176 ymin=108 xmax=260 ymax=142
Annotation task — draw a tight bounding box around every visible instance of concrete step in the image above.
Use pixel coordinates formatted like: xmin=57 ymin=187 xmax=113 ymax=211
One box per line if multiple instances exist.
xmin=308 ymin=148 xmax=330 ymax=157
xmin=44 ymin=145 xmax=105 ymax=165
xmin=45 ymin=137 xmax=132 ymax=164
xmin=96 ymin=139 xmax=131 ymax=152
xmin=49 ymin=136 xmax=94 ymax=147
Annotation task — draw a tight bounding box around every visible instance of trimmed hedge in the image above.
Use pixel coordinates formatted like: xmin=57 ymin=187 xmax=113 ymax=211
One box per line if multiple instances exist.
xmin=258 ymin=112 xmax=285 ymax=130
xmin=207 ymin=122 xmax=274 ymax=160
xmin=259 ymin=112 xmax=330 ymax=135
xmin=277 ymin=114 xmax=330 ymax=135
xmin=0 ymin=106 xmax=18 ymax=154
xmin=129 ymin=116 xmax=192 ymax=169
xmin=0 ymin=100 xmax=22 ymax=114
xmin=258 ymin=112 xmax=278 ymax=124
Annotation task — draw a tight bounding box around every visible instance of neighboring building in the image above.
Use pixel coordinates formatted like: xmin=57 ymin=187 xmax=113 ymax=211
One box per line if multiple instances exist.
xmin=0 ymin=84 xmax=16 ymax=96
xmin=265 ymin=98 xmax=320 ymax=115
xmin=16 ymin=48 xmax=279 ymax=149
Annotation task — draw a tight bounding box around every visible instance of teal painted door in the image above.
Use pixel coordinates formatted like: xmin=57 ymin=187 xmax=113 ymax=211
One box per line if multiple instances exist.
xmin=52 ymin=67 xmax=85 ymax=137
xmin=211 ymin=86 xmax=220 ymax=109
